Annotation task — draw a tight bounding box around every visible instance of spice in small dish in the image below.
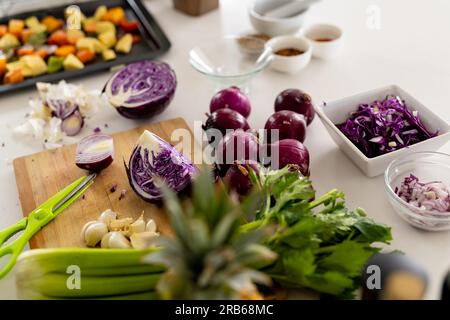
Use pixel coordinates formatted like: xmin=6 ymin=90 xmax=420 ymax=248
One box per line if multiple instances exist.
xmin=395 ymin=174 xmax=450 ymax=213
xmin=237 ymin=34 xmax=270 ymax=55
xmin=275 ymin=48 xmax=304 ymax=56
xmin=314 ymin=37 xmax=334 ymax=42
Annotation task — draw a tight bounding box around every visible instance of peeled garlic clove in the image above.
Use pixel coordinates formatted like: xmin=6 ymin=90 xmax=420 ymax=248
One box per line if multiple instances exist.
xmin=145 ymin=219 xmax=157 ymax=233
xmin=130 ymin=213 xmax=145 ymax=234
xmin=98 ymin=209 xmax=117 ymax=226
xmin=130 ymin=232 xmax=159 ymax=249
xmin=109 ymin=217 xmax=133 ymax=231
xmin=81 ymin=221 xmax=108 ymax=247
xmin=101 ymin=231 xmax=131 ymax=249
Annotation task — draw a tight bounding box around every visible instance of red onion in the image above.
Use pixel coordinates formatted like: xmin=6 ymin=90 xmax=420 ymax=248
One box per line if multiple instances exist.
xmin=224 ymin=162 xmax=259 ymax=196
xmin=203 ymin=109 xmax=250 ymax=144
xmin=75 ymin=133 xmax=114 ymax=172
xmin=61 ymin=110 xmax=84 ymax=136
xmin=264 ymin=110 xmax=307 ymax=143
xmin=274 ymin=89 xmax=315 ymax=125
xmin=104 ymin=60 xmax=177 ymax=119
xmin=210 ymin=86 xmax=251 ymax=118
xmin=215 ymin=130 xmax=259 ymax=176
xmin=268 ymin=139 xmax=310 ymax=176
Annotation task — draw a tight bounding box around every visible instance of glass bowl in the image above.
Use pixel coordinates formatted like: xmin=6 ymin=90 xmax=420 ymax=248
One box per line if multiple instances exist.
xmin=384 ymin=151 xmax=450 ymax=231
xmin=189 ymin=35 xmax=273 ymax=94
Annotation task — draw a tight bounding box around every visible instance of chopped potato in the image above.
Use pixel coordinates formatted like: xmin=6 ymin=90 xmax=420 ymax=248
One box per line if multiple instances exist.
xmin=102 ymin=49 xmax=116 ymax=61
xmin=25 ymin=16 xmax=40 ymax=28
xmin=76 ymin=37 xmax=105 ymax=53
xmin=95 ymin=21 xmax=115 ymax=35
xmin=67 ymin=29 xmax=85 ymax=45
xmin=0 ymin=33 xmax=20 ymax=49
xmin=21 ymin=55 xmax=47 ymax=76
xmin=63 ymin=53 xmax=85 ymax=70
xmin=8 ymin=19 xmax=24 ymax=37
xmin=115 ymin=33 xmax=133 ymax=54
xmin=94 ymin=5 xmax=108 ymax=21
xmin=98 ymin=31 xmax=116 ymax=48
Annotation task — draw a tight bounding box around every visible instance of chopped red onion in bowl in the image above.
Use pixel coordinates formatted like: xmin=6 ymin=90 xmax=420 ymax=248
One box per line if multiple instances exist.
xmin=395 ymin=174 xmax=450 ymax=213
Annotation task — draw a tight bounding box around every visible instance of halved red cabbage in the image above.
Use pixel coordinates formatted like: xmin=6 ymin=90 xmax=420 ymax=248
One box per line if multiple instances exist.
xmin=104 ymin=60 xmax=177 ymax=119
xmin=125 ymin=130 xmax=197 ymax=202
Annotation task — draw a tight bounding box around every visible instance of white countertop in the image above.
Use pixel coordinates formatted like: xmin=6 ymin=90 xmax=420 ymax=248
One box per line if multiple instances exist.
xmin=1 ymin=0 xmax=449 ymax=299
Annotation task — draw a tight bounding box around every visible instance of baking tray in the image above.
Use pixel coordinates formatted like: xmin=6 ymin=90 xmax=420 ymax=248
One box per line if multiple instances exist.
xmin=0 ymin=0 xmax=171 ymax=94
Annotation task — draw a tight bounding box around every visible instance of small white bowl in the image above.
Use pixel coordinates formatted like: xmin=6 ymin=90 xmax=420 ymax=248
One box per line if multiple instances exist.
xmin=249 ymin=0 xmax=309 ymax=37
xmin=303 ymin=23 xmax=343 ymax=59
xmin=316 ymin=85 xmax=450 ymax=177
xmin=265 ymin=35 xmax=311 ymax=74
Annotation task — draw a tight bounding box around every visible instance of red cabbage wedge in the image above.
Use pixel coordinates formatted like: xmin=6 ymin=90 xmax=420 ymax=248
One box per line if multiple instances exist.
xmin=104 ymin=60 xmax=177 ymax=119
xmin=125 ymin=131 xmax=197 ymax=202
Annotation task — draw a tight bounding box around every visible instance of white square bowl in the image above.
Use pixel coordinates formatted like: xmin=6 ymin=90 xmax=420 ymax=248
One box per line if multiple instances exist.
xmin=316 ymin=85 xmax=450 ymax=177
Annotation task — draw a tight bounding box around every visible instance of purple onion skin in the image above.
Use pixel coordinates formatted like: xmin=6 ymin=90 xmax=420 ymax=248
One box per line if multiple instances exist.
xmin=203 ymin=109 xmax=250 ymax=144
xmin=215 ymin=130 xmax=259 ymax=176
xmin=77 ymin=156 xmax=113 ymax=172
xmin=61 ymin=111 xmax=84 ymax=136
xmin=274 ymin=89 xmax=315 ymax=125
xmin=264 ymin=110 xmax=307 ymax=143
xmin=210 ymin=86 xmax=251 ymax=118
xmin=75 ymin=133 xmax=114 ymax=172
xmin=104 ymin=60 xmax=177 ymax=119
xmin=224 ymin=162 xmax=259 ymax=196
xmin=268 ymin=139 xmax=310 ymax=176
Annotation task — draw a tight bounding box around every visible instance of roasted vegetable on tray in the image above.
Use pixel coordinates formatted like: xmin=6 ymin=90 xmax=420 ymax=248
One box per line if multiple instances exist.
xmin=0 ymin=5 xmax=142 ymax=86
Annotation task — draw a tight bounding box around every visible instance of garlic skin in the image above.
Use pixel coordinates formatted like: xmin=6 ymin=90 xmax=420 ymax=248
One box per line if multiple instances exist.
xmin=130 ymin=232 xmax=159 ymax=249
xmin=145 ymin=219 xmax=157 ymax=233
xmin=101 ymin=231 xmax=131 ymax=249
xmin=81 ymin=221 xmax=108 ymax=247
xmin=109 ymin=218 xmax=133 ymax=231
xmin=98 ymin=209 xmax=117 ymax=226
xmin=130 ymin=213 xmax=145 ymax=234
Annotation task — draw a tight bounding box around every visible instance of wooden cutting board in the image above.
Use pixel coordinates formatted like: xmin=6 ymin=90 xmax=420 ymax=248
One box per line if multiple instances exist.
xmin=13 ymin=117 xmax=201 ymax=249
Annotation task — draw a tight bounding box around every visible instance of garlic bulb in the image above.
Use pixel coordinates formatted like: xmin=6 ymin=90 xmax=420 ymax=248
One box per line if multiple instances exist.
xmin=81 ymin=221 xmax=108 ymax=247
xmin=145 ymin=219 xmax=157 ymax=233
xmin=130 ymin=213 xmax=145 ymax=234
xmin=98 ymin=209 xmax=117 ymax=226
xmin=130 ymin=232 xmax=159 ymax=249
xmin=101 ymin=231 xmax=131 ymax=249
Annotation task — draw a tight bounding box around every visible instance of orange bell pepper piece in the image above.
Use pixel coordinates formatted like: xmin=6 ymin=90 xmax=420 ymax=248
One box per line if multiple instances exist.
xmin=17 ymin=46 xmax=35 ymax=56
xmin=55 ymin=45 xmax=76 ymax=57
xmin=4 ymin=69 xmax=24 ymax=84
xmin=35 ymin=48 xmax=49 ymax=59
xmin=48 ymin=30 xmax=68 ymax=46
xmin=103 ymin=7 xmax=125 ymax=25
xmin=76 ymin=49 xmax=96 ymax=63
xmin=0 ymin=58 xmax=6 ymax=76
xmin=41 ymin=16 xmax=63 ymax=33
xmin=0 ymin=25 xmax=7 ymax=37
xmin=8 ymin=19 xmax=24 ymax=37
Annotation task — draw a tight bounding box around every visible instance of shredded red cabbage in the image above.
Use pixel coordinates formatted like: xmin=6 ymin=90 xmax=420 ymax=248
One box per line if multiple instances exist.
xmin=336 ymin=95 xmax=438 ymax=158
xmin=395 ymin=174 xmax=450 ymax=213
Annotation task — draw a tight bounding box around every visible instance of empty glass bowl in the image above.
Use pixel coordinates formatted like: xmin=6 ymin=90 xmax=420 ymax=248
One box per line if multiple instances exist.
xmin=189 ymin=35 xmax=273 ymax=94
xmin=384 ymin=151 xmax=450 ymax=231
